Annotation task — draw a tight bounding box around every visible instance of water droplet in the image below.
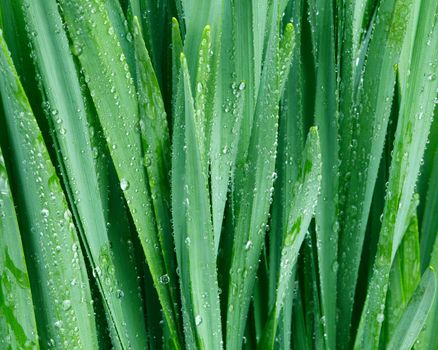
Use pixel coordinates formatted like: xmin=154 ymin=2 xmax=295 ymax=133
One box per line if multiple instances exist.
xmin=245 ymin=241 xmax=253 ymax=251
xmin=377 ymin=313 xmax=384 ymax=323
xmin=195 ymin=315 xmax=202 ymax=326
xmin=159 ymin=274 xmax=169 ymax=284
xmin=116 ymin=289 xmax=124 ymax=299
xmin=238 ymin=82 xmax=246 ymax=90
xmin=41 ymin=208 xmax=49 ymax=218
xmin=120 ymin=178 xmax=129 ymax=191
xmin=62 ymin=299 xmax=72 ymax=310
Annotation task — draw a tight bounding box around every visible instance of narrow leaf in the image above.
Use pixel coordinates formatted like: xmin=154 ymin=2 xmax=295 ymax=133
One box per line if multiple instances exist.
xmin=0 ymin=30 xmax=98 ymax=349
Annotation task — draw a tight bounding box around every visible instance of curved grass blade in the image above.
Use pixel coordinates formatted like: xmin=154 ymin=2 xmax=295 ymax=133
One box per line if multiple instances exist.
xmin=0 ymin=148 xmax=38 ymax=349
xmin=337 ymin=0 xmax=414 ymax=343
xmin=226 ymin=16 xmax=295 ymax=348
xmin=387 ymin=267 xmax=436 ymax=350
xmin=18 ymin=1 xmax=149 ymax=348
xmin=57 ymin=1 xmax=182 ymax=347
xmin=180 ymin=52 xmax=223 ymax=350
xmin=0 ymin=31 xmax=98 ymax=349
xmin=353 ymin=1 xmax=438 ymax=347
xmin=259 ymin=127 xmax=321 ymax=349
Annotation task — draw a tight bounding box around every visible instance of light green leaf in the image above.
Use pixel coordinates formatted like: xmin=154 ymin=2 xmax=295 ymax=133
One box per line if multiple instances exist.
xmin=0 ymin=30 xmax=98 ymax=349
xmin=57 ymin=1 xmax=182 ymax=347
xmin=226 ymin=13 xmax=295 ymax=347
xmin=179 ymin=52 xmax=223 ymax=350
xmin=338 ymin=0 xmax=415 ymax=343
xmin=259 ymin=127 xmax=321 ymax=349
xmin=354 ymin=0 xmax=437 ymax=347
xmin=0 ymin=148 xmax=38 ymax=349
xmin=18 ymin=1 xmax=148 ymax=348
xmin=387 ymin=267 xmax=436 ymax=350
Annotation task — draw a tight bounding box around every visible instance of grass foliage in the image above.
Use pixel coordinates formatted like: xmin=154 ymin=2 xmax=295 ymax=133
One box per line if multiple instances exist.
xmin=0 ymin=0 xmax=437 ymax=349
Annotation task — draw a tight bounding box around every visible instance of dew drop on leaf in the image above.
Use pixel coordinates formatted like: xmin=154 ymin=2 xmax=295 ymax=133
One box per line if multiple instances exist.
xmin=120 ymin=178 xmax=129 ymax=191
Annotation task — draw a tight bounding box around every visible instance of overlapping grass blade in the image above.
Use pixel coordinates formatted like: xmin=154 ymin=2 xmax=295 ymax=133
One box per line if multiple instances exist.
xmin=337 ymin=0 xmax=414 ymax=344
xmin=353 ymin=0 xmax=437 ymax=347
xmin=210 ymin=0 xmax=246 ymax=251
xmin=129 ymin=0 xmax=169 ymax=85
xmin=420 ymin=113 xmax=438 ymax=270
xmin=16 ymin=1 xmax=148 ymax=348
xmin=57 ymin=1 xmax=182 ymax=347
xmin=233 ymin=0 xmax=261 ymax=176
xmin=383 ymin=207 xmax=420 ymax=344
xmin=307 ymin=0 xmax=339 ymax=347
xmin=259 ymin=127 xmax=321 ymax=349
xmin=170 ymin=18 xmax=199 ymax=349
xmin=0 ymin=31 xmax=98 ymax=349
xmin=133 ymin=17 xmax=179 ymax=330
xmin=387 ymin=267 xmax=436 ymax=350
xmin=179 ymin=0 xmax=221 ymax=79
xmin=105 ymin=0 xmax=137 ymax=80
xmin=417 ymin=232 xmax=438 ymax=349
xmin=268 ymin=3 xmax=306 ymax=347
xmin=226 ymin=12 xmax=295 ymax=347
xmin=178 ymin=52 xmax=223 ymax=349
xmin=0 ymin=148 xmax=38 ymax=349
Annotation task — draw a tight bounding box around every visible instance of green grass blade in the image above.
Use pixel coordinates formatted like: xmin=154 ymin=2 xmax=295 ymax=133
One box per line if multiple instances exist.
xmin=0 ymin=148 xmax=38 ymax=349
xmin=308 ymin=0 xmax=339 ymax=347
xmin=268 ymin=0 xmax=305 ymax=312
xmin=210 ymin=0 xmax=246 ymax=252
xmin=353 ymin=1 xmax=437 ymax=347
xmin=259 ymin=127 xmax=321 ymax=349
xmin=420 ymin=113 xmax=438 ymax=270
xmin=57 ymin=1 xmax=182 ymax=347
xmin=387 ymin=267 xmax=436 ymax=350
xmin=170 ymin=19 xmax=198 ymax=349
xmin=133 ymin=17 xmax=180 ymax=331
xmin=383 ymin=207 xmax=420 ymax=345
xmin=179 ymin=0 xmax=221 ymax=79
xmin=18 ymin=1 xmax=148 ymax=347
xmin=130 ymin=0 xmax=170 ymax=86
xmin=337 ymin=0 xmax=414 ymax=343
xmin=226 ymin=14 xmax=295 ymax=348
xmin=105 ymin=0 xmax=137 ymax=80
xmin=180 ymin=52 xmax=223 ymax=349
xmin=171 ymin=17 xmax=184 ymax=107
xmin=417 ymin=232 xmax=438 ymax=349
xmin=233 ymin=0 xmax=261 ymax=180
xmin=0 ymin=31 xmax=98 ymax=349
xmin=193 ymin=25 xmax=213 ymax=173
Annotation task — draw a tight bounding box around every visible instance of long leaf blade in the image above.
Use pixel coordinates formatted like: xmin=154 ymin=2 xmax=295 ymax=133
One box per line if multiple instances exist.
xmin=0 ymin=147 xmax=38 ymax=349
xmin=0 ymin=30 xmax=98 ymax=349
